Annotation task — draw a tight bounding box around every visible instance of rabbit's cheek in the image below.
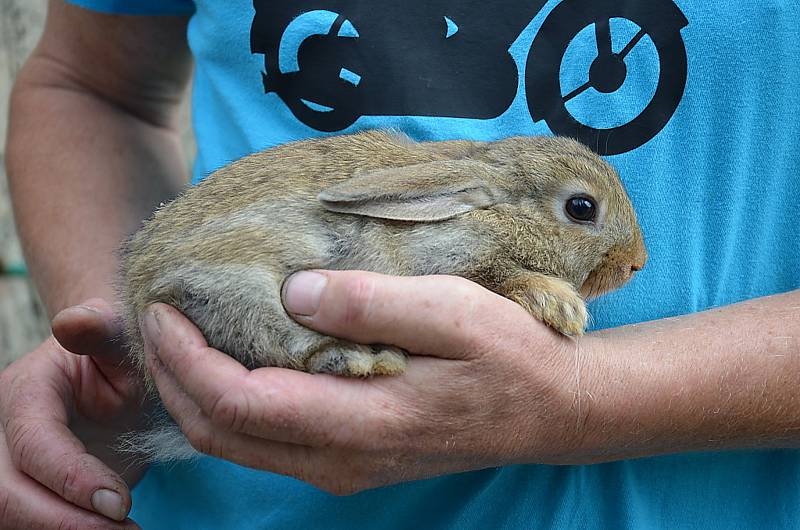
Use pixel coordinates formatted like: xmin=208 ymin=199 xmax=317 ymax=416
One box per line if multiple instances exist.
xmin=579 ymin=259 xmax=626 ymax=300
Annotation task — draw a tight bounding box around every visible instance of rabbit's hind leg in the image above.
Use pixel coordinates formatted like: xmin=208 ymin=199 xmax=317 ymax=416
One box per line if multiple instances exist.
xmin=304 ymin=341 xmax=408 ymax=377
xmin=165 ymin=264 xmax=408 ymax=376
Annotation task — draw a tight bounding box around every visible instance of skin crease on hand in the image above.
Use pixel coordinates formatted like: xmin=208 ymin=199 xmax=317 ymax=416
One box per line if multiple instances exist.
xmin=140 ymin=270 xmax=800 ymax=495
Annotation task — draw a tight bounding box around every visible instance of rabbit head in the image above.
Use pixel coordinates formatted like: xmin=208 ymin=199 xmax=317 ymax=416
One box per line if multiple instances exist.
xmin=319 ymin=134 xmax=646 ymax=299
xmin=477 ymin=136 xmax=647 ymax=298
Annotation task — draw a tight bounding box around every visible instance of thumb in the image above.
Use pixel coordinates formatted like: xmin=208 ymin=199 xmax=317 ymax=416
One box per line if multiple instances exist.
xmin=281 ymin=270 xmax=523 ymax=358
xmin=51 ymin=298 xmax=127 ymax=364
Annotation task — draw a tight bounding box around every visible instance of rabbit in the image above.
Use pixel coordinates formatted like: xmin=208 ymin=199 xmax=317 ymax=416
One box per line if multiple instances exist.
xmin=117 ymin=129 xmax=647 ymax=461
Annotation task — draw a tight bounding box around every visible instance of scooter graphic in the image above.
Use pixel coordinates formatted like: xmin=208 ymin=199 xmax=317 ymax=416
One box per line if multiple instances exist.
xmin=250 ymin=1 xmax=688 ymax=155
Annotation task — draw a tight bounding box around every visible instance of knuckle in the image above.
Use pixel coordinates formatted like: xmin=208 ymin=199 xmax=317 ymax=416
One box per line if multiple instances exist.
xmin=208 ymin=386 xmax=250 ymax=433
xmin=452 ymin=278 xmax=486 ymax=316
xmin=6 ymin=420 xmax=42 ymax=470
xmin=443 ymin=278 xmax=481 ymax=319
xmin=183 ymin=418 xmax=216 ymax=456
xmin=9 ymin=421 xmax=92 ymax=503
xmin=58 ymin=457 xmax=87 ymax=500
xmin=448 ymin=280 xmax=502 ymax=351
xmin=442 ymin=274 xmax=480 ymax=295
xmin=337 ymin=276 xmax=377 ymax=328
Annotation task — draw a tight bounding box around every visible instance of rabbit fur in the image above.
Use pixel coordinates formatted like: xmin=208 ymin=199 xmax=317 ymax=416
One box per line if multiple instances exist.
xmin=118 ymin=129 xmax=647 ymax=461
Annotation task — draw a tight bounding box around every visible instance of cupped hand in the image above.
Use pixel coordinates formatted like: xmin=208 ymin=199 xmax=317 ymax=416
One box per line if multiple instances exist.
xmin=0 ymin=299 xmax=144 ymax=528
xmin=142 ymin=271 xmax=598 ymax=495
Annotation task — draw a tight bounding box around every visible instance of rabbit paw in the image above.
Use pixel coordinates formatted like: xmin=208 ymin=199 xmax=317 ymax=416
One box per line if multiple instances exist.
xmin=305 ymin=342 xmax=408 ymax=377
xmin=500 ymin=273 xmax=587 ymax=336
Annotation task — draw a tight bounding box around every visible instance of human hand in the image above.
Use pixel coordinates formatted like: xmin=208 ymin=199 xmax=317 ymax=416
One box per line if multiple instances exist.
xmin=0 ymin=299 xmax=144 ymax=528
xmin=142 ymin=271 xmax=598 ymax=495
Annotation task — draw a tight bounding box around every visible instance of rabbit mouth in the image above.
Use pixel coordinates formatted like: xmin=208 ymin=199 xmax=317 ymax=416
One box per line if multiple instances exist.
xmin=579 ymin=239 xmax=647 ymax=299
xmin=579 ymin=259 xmax=642 ymax=300
xmin=579 ymin=267 xmax=625 ymax=300
xmin=579 ymin=266 xmax=628 ymax=300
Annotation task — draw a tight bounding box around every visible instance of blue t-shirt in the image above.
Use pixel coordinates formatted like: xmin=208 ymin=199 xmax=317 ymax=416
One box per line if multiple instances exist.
xmin=67 ymin=1 xmax=800 ymax=528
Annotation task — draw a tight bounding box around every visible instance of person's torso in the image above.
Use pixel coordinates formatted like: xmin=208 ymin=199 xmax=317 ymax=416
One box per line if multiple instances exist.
xmin=119 ymin=0 xmax=800 ymax=527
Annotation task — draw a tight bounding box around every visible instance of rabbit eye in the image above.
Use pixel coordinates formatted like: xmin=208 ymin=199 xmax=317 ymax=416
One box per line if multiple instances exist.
xmin=565 ymin=196 xmax=596 ymax=223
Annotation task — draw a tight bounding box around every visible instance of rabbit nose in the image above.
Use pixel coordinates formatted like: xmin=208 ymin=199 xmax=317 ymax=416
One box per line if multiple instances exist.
xmin=630 ymin=252 xmax=646 ymax=274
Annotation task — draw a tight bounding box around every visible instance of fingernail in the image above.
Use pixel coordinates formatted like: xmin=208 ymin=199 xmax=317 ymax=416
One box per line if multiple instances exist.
xmin=141 ymin=309 xmax=161 ymax=350
xmin=282 ymin=271 xmax=327 ymax=316
xmin=75 ymin=304 xmax=100 ymax=314
xmin=91 ymin=488 xmax=126 ymax=521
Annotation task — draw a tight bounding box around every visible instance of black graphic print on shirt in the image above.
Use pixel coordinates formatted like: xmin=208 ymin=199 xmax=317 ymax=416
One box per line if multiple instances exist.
xmin=250 ymin=0 xmax=688 ymax=155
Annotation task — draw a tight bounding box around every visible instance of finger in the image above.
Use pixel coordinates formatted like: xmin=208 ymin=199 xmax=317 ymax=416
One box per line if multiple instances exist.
xmin=5 ymin=417 xmax=132 ymax=521
xmin=142 ymin=304 xmax=386 ymax=447
xmin=2 ymin=355 xmax=132 ymax=521
xmin=52 ymin=298 xmax=126 ymax=361
xmin=144 ymin=353 xmax=370 ymax=494
xmin=51 ymin=298 xmax=135 ymax=384
xmin=282 ymin=271 xmax=529 ymax=357
xmin=51 ymin=298 xmax=123 ymax=357
xmin=145 ymin=349 xmax=311 ymax=466
xmin=0 ymin=432 xmax=139 ymax=530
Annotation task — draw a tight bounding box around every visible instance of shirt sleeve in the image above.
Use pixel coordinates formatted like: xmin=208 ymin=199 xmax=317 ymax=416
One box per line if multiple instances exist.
xmin=64 ymin=0 xmax=195 ymax=15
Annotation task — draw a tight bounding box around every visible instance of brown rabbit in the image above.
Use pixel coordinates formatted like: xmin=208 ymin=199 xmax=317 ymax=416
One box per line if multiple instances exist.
xmin=118 ymin=130 xmax=646 ymax=460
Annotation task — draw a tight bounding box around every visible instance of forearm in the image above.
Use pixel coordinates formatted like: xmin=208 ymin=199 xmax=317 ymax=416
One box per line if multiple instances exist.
xmin=7 ymin=70 xmax=187 ymax=315
xmin=6 ymin=4 xmax=191 ymax=316
xmin=578 ymin=290 xmax=800 ymax=461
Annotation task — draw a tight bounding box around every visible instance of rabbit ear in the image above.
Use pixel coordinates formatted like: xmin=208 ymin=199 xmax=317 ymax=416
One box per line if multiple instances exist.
xmin=318 ymin=160 xmax=503 ymax=222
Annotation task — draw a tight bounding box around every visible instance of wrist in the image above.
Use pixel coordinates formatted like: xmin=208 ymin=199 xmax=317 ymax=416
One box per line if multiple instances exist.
xmin=501 ymin=331 xmax=610 ymax=465
xmin=568 ymin=296 xmax=800 ymax=462
xmin=528 ymin=334 xmax=623 ymax=465
xmin=514 ymin=331 xmax=693 ymax=465
xmin=564 ymin=331 xmax=718 ymax=463
xmin=566 ymin=334 xmax=665 ymax=462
